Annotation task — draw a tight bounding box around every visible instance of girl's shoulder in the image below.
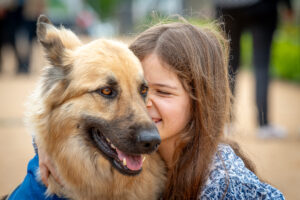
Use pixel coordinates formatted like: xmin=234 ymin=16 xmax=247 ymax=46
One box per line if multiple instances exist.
xmin=199 ymin=144 xmax=285 ymax=200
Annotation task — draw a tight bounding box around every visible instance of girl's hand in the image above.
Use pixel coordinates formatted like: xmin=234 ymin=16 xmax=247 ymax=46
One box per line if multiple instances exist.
xmin=38 ymin=147 xmax=62 ymax=187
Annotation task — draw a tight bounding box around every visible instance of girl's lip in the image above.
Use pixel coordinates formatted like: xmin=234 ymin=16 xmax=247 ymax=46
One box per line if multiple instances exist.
xmin=151 ymin=118 xmax=162 ymax=123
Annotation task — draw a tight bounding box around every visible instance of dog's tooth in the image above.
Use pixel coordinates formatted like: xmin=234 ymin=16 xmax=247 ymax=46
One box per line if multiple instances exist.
xmin=123 ymin=158 xmax=127 ymax=166
xmin=142 ymin=156 xmax=146 ymax=163
xmin=111 ymin=143 xmax=116 ymax=149
xmin=106 ymin=138 xmax=110 ymax=143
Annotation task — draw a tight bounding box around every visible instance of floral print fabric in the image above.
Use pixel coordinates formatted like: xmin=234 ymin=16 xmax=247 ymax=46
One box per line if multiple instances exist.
xmin=200 ymin=145 xmax=284 ymax=200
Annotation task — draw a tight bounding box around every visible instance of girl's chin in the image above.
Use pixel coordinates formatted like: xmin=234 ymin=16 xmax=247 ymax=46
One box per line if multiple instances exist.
xmin=155 ymin=121 xmax=163 ymax=131
xmin=155 ymin=120 xmax=162 ymax=124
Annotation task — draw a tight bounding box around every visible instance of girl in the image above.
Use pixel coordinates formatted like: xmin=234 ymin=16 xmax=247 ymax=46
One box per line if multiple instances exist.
xmin=128 ymin=21 xmax=284 ymax=199
xmin=38 ymin=21 xmax=285 ymax=199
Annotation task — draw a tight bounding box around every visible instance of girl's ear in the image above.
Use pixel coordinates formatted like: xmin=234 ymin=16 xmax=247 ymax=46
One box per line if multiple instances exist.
xmin=36 ymin=15 xmax=82 ymax=67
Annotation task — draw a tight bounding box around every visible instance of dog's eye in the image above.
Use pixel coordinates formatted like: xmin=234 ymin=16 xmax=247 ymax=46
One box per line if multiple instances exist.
xmin=96 ymin=87 xmax=116 ymax=98
xmin=102 ymin=88 xmax=112 ymax=95
xmin=140 ymin=85 xmax=148 ymax=98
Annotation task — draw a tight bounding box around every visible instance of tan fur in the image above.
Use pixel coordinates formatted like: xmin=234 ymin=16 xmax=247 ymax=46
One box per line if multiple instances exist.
xmin=25 ymin=16 xmax=166 ymax=200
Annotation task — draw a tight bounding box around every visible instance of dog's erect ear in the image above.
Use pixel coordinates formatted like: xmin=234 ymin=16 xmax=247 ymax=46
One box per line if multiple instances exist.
xmin=37 ymin=15 xmax=82 ymax=67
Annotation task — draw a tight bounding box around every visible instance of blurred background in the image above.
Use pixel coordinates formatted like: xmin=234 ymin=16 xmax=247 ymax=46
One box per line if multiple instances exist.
xmin=0 ymin=0 xmax=299 ymax=199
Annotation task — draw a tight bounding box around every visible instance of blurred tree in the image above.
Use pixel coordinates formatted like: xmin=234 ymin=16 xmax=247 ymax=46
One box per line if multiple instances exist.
xmin=85 ymin=0 xmax=121 ymax=21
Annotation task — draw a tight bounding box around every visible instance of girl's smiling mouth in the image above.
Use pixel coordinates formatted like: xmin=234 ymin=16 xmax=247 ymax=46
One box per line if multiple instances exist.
xmin=152 ymin=118 xmax=162 ymax=123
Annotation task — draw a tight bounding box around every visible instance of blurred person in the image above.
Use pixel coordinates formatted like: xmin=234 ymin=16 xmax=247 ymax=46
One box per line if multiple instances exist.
xmin=0 ymin=0 xmax=45 ymax=74
xmin=0 ymin=0 xmax=23 ymax=74
xmin=214 ymin=0 xmax=294 ymax=139
xmin=18 ymin=0 xmax=46 ymax=73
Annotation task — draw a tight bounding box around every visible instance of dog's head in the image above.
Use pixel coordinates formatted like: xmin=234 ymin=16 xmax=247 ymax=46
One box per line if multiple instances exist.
xmin=33 ymin=16 xmax=160 ymax=177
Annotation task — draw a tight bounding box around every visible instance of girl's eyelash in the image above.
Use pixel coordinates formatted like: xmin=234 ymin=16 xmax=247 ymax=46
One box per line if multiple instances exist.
xmin=157 ymin=90 xmax=171 ymax=95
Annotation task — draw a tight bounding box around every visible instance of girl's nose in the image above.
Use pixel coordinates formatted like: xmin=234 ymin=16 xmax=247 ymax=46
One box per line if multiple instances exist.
xmin=146 ymin=96 xmax=153 ymax=108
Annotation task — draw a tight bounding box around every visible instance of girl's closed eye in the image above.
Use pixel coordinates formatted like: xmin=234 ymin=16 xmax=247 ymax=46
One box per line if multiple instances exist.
xmin=157 ymin=89 xmax=172 ymax=96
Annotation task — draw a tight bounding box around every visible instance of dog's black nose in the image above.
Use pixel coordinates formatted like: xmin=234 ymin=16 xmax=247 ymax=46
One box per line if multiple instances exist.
xmin=137 ymin=128 xmax=161 ymax=152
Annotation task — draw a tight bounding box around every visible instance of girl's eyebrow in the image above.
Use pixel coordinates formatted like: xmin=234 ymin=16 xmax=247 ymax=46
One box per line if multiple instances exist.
xmin=149 ymin=83 xmax=178 ymax=90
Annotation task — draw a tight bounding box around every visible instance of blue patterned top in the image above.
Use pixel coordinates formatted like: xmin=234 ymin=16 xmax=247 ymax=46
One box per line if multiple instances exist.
xmin=200 ymin=144 xmax=285 ymax=199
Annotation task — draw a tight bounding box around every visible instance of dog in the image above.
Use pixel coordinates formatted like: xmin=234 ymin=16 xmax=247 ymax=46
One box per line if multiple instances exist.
xmin=4 ymin=15 xmax=166 ymax=200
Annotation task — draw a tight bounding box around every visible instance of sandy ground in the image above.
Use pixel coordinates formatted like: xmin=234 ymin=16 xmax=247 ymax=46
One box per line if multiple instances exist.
xmin=0 ymin=43 xmax=299 ymax=199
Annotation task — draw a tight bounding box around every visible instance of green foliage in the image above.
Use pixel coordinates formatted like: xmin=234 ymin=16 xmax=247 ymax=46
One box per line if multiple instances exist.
xmin=271 ymin=25 xmax=300 ymax=82
xmin=85 ymin=0 xmax=121 ymax=20
xmin=240 ymin=25 xmax=300 ymax=83
xmin=134 ymin=13 xmax=180 ymax=32
xmin=240 ymin=33 xmax=252 ymax=69
xmin=46 ymin=0 xmax=68 ymax=14
xmin=134 ymin=14 xmax=218 ymax=35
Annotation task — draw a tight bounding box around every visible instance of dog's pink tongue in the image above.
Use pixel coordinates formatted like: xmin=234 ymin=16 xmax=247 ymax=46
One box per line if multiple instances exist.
xmin=116 ymin=149 xmax=143 ymax=171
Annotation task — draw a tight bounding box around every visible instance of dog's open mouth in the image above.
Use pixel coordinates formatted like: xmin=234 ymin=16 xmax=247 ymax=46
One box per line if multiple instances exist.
xmin=90 ymin=128 xmax=144 ymax=176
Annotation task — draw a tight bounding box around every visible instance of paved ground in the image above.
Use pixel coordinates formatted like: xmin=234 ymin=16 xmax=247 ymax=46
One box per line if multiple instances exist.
xmin=0 ymin=44 xmax=299 ymax=199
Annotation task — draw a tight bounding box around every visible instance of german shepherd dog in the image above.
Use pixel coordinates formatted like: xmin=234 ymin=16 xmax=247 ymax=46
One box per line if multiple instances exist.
xmin=4 ymin=16 xmax=166 ymax=200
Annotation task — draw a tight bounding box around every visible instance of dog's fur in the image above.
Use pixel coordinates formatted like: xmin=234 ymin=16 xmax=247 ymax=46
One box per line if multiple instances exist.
xmin=22 ymin=16 xmax=166 ymax=200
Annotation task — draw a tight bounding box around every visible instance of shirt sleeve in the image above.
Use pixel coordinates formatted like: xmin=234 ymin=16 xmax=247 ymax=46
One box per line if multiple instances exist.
xmin=7 ymin=155 xmax=66 ymax=200
xmin=199 ymin=145 xmax=285 ymax=200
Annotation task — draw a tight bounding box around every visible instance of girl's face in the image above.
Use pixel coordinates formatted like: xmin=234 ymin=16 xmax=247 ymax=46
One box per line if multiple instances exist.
xmin=141 ymin=53 xmax=191 ymax=143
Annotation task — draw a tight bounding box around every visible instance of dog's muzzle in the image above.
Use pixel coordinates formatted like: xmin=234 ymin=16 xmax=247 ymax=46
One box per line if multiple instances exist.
xmin=88 ymin=123 xmax=161 ymax=176
xmin=136 ymin=128 xmax=161 ymax=153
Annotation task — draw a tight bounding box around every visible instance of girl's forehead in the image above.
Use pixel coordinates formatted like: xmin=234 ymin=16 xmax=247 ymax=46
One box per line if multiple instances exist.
xmin=143 ymin=54 xmax=177 ymax=76
xmin=142 ymin=53 xmax=174 ymax=72
xmin=141 ymin=54 xmax=184 ymax=91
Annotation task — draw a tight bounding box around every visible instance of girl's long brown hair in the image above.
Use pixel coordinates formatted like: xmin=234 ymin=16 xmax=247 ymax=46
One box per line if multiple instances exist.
xmin=129 ymin=22 xmax=231 ymax=200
